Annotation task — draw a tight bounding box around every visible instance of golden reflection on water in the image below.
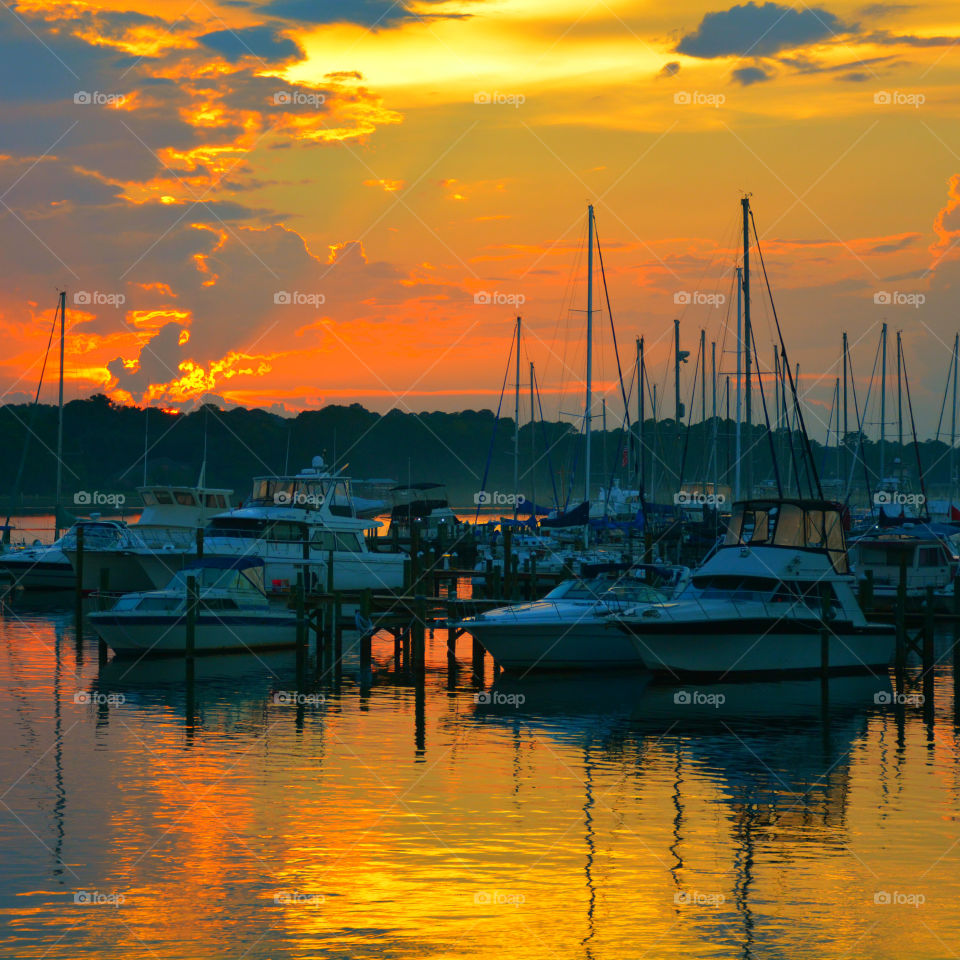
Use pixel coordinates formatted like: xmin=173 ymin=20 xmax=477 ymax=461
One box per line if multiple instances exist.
xmin=0 ymin=602 xmax=959 ymax=959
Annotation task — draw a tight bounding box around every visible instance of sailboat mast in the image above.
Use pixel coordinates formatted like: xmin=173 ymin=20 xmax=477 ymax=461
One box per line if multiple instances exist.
xmin=741 ymin=196 xmax=752 ymax=499
xmin=952 ymin=333 xmax=958 ymax=505
xmin=530 ymin=361 xmax=536 ymax=517
xmin=636 ymin=336 xmax=643 ymax=494
xmin=880 ymin=322 xmax=887 ymax=486
xmin=896 ymin=329 xmax=903 ymax=450
xmin=711 ymin=340 xmax=718 ymax=500
xmin=54 ymin=291 xmax=65 ymax=539
xmin=842 ymin=331 xmax=849 ymax=493
xmin=584 ymin=204 xmax=594 ymax=509
xmin=513 ymin=315 xmax=521 ymax=521
xmin=735 ymin=266 xmax=743 ymax=502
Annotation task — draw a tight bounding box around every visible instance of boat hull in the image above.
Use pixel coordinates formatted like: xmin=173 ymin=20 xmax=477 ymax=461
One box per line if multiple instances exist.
xmin=0 ymin=554 xmax=75 ymax=590
xmin=88 ymin=611 xmax=298 ymax=658
xmin=465 ymin=620 xmax=643 ymax=671
xmin=621 ymin=617 xmax=895 ymax=679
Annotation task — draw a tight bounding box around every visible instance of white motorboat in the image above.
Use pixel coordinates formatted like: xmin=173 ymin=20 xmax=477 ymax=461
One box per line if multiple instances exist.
xmin=459 ymin=564 xmax=690 ymax=670
xmin=0 ymin=520 xmax=127 ymax=590
xmin=63 ymin=482 xmax=234 ymax=592
xmin=615 ymin=499 xmax=896 ymax=679
xmin=88 ymin=557 xmax=297 ymax=657
xmin=123 ymin=466 xmax=407 ymax=595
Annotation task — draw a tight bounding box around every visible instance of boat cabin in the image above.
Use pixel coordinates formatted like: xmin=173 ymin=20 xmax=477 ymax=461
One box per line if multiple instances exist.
xmin=849 ymin=533 xmax=954 ymax=596
xmin=246 ymin=475 xmax=356 ymax=517
xmin=722 ymin=499 xmax=848 ymax=573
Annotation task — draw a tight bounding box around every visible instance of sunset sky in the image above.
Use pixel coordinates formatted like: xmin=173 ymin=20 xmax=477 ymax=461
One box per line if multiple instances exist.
xmin=2 ymin=0 xmax=960 ymax=438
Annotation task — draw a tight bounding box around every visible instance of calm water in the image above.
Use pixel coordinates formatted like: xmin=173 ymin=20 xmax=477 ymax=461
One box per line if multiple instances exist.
xmin=1 ymin=597 xmax=959 ymax=959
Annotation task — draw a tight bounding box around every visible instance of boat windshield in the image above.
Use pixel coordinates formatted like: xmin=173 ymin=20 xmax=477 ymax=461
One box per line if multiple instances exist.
xmin=168 ymin=565 xmax=264 ymax=595
xmin=545 ymin=579 xmax=667 ymax=604
xmin=724 ymin=501 xmax=848 ymax=573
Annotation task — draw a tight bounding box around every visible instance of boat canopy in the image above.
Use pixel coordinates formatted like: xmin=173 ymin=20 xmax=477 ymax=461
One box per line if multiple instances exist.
xmin=723 ymin=499 xmax=848 ymax=573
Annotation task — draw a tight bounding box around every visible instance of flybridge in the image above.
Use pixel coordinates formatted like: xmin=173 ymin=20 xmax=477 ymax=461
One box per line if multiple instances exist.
xmin=722 ymin=499 xmax=848 ymax=574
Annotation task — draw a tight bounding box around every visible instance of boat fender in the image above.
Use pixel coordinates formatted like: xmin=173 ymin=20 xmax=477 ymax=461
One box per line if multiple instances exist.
xmin=354 ymin=611 xmax=375 ymax=633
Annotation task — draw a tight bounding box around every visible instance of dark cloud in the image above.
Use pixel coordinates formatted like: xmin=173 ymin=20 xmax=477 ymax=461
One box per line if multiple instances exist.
xmin=867 ymin=234 xmax=921 ymax=254
xmin=836 ymin=71 xmax=871 ymax=81
xmin=865 ymin=31 xmax=960 ymax=46
xmin=657 ymin=61 xmax=681 ymax=78
xmin=259 ymin=0 xmax=468 ymax=29
xmin=198 ymin=25 xmax=304 ymax=63
xmin=732 ymin=64 xmax=773 ymax=84
xmin=677 ymin=2 xmax=847 ymax=59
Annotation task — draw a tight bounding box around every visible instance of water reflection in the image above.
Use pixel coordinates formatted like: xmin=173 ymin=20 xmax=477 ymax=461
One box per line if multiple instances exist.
xmin=0 ymin=614 xmax=958 ymax=959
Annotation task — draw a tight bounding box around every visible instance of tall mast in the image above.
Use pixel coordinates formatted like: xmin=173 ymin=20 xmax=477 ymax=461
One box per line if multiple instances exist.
xmin=880 ymin=322 xmax=887 ymax=486
xmin=842 ymin=332 xmax=849 ymax=493
xmin=896 ymin=329 xmax=903 ymax=450
xmin=700 ymin=328 xmax=706 ymax=428
xmin=636 ymin=336 xmax=643 ymax=494
xmin=952 ymin=333 xmax=958 ymax=505
xmin=651 ymin=384 xmax=657 ymax=504
xmin=711 ymin=340 xmax=718 ymax=499
xmin=741 ymin=196 xmax=752 ymax=499
xmin=55 ymin=290 xmax=65 ymax=539
xmin=834 ymin=376 xmax=841 ymax=484
xmin=143 ymin=407 xmax=149 ymax=487
xmin=530 ymin=361 xmax=536 ymax=517
xmin=735 ymin=266 xmax=743 ymax=502
xmin=584 ymin=204 xmax=594 ymax=509
xmin=513 ymin=315 xmax=521 ymax=521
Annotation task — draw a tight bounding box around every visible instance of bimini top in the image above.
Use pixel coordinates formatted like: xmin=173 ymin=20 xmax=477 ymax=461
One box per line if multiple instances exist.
xmin=723 ymin=499 xmax=848 ymax=573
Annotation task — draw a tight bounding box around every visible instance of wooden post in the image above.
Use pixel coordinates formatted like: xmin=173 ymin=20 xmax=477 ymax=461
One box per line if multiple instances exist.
xmin=410 ymin=522 xmax=420 ymax=590
xmin=858 ymin=569 xmax=874 ymax=613
xmin=97 ymin=567 xmax=110 ymax=663
xmin=530 ymin=553 xmax=538 ymax=600
xmin=326 ymin=549 xmax=335 ymax=594
xmin=295 ymin=571 xmax=306 ymax=660
xmin=74 ymin=523 xmax=85 ymax=635
xmin=333 ymin=591 xmax=343 ymax=679
xmin=511 ymin=554 xmax=520 ymax=601
xmin=195 ymin=526 xmax=204 ymax=559
xmin=502 ymin=525 xmax=513 ymax=599
xmin=185 ymin=573 xmax=197 ymax=661
xmin=953 ymin=574 xmax=960 ymax=719
xmin=895 ymin=555 xmax=907 ymax=690
xmin=472 ymin=635 xmax=485 ymax=685
xmin=820 ymin=582 xmax=831 ymax=682
xmin=923 ymin=586 xmax=936 ymax=713
xmin=414 ymin=594 xmax=426 ymax=672
xmin=394 ymin=629 xmax=402 ymax=671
